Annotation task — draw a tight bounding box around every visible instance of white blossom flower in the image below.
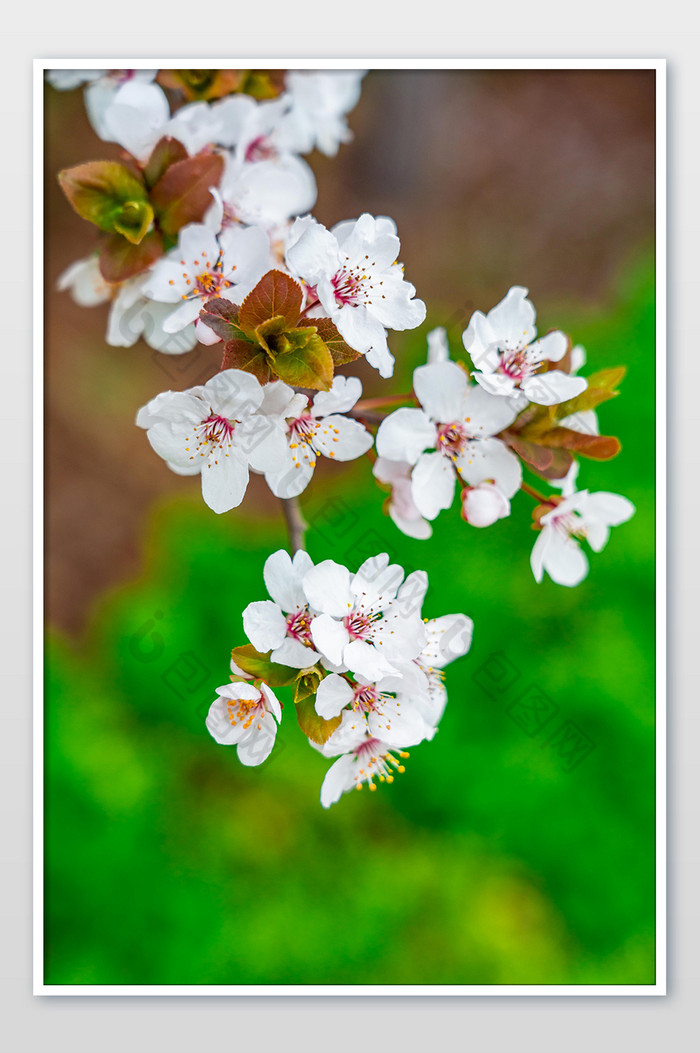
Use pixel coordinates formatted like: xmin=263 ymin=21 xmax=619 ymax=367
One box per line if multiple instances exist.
xmin=314 ymin=671 xmax=433 ymax=747
xmin=277 ymin=71 xmax=366 ymax=156
xmin=376 ymin=359 xmax=522 ymax=522
xmin=206 ymin=681 xmax=281 ymax=766
xmin=58 ymin=256 xmax=198 ymax=353
xmin=303 ymin=554 xmax=427 ymax=682
xmin=205 ymin=151 xmax=317 ymax=232
xmin=242 ymin=549 xmax=322 ymax=669
xmin=530 ymin=466 xmax=635 ymax=586
xmin=463 ymin=286 xmax=588 ymax=407
xmin=136 ymin=369 xmax=287 ymax=513
xmin=410 ymin=612 xmax=474 ymax=727
xmin=461 ymin=482 xmax=511 ymax=528
xmin=319 ymin=726 xmax=412 ymax=807
xmin=142 ymin=222 xmax=270 ymax=334
xmin=263 ymin=376 xmax=374 ymax=500
xmin=285 ymin=213 xmax=426 ymax=378
xmin=372 ymin=457 xmax=432 ymax=540
xmin=57 ymin=255 xmax=112 ymax=307
xmin=96 ymin=81 xmax=223 ymax=160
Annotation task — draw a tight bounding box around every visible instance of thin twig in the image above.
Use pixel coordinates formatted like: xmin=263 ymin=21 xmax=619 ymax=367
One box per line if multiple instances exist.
xmin=353 ymin=393 xmax=415 ymax=412
xmin=520 ymin=481 xmax=551 ymax=504
xmin=280 ymin=496 xmax=307 ymax=553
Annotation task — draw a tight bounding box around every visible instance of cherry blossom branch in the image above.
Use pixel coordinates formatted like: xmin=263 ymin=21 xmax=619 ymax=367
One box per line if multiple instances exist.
xmin=280 ymin=496 xmax=307 ymax=553
xmin=520 ymin=481 xmax=552 ymax=504
xmin=353 ymin=393 xmax=414 ymax=412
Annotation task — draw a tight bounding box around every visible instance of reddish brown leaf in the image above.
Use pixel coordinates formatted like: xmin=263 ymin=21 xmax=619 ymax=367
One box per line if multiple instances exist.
xmin=150 ymin=151 xmax=224 ymax=237
xmin=312 ymin=317 xmax=361 ymax=365
xmin=157 ymin=69 xmax=242 ymax=101
xmin=143 ymin=136 xmax=189 ymax=188
xmin=221 ymin=339 xmax=273 ymax=384
xmin=238 ymin=270 xmax=304 ymax=335
xmin=199 ymin=297 xmax=243 ymax=340
xmin=98 ymin=229 xmax=164 ymax=283
xmin=532 ymin=449 xmax=574 ymax=480
xmin=505 ymin=435 xmax=554 ymax=472
xmin=537 ymin=428 xmax=622 ymax=460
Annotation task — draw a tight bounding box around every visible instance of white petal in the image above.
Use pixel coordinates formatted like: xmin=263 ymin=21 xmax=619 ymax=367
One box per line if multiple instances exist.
xmin=472 ymin=371 xmax=518 ymax=398
xmin=521 ymin=371 xmax=587 ymax=406
xmin=312 ymin=375 xmax=362 ymax=416
xmin=285 ymin=219 xmax=340 ymax=283
xmin=422 ymin=613 xmax=474 ymax=668
xmin=411 ymin=451 xmax=456 ymax=520
xmin=536 ymin=330 xmax=568 ymax=363
xmin=203 ymin=369 xmax=263 ymax=419
xmin=315 ymin=674 xmax=354 ymax=719
xmin=343 ymin=639 xmax=399 ymax=681
xmin=205 ymin=696 xmax=246 ymax=745
xmin=413 ymin=361 xmax=469 ymax=423
xmin=237 ymin=714 xmax=277 ymax=766
xmin=427 ymin=327 xmax=450 ymax=363
xmin=352 ymin=553 xmax=404 ymax=608
xmin=304 ymin=561 xmax=353 ymax=616
xmin=270 ymin=636 xmax=320 ymax=668
xmin=486 ymin=286 xmax=536 ymax=349
xmin=310 ymin=613 xmax=350 ymax=666
xmin=540 ymin=527 xmax=589 ymax=587
xmin=461 ymin=383 xmax=520 ymax=436
xmin=375 ymin=408 xmax=436 ymax=465
xmin=200 ymin=450 xmax=249 ymax=513
xmin=320 ymin=754 xmax=357 ymax=808
xmin=455 ymin=437 xmax=522 ymax=499
xmin=312 ymin=415 xmax=373 ymax=461
xmin=582 ymin=492 xmax=636 ymax=528
xmin=242 ymin=600 xmax=287 ymax=653
xmin=263 ymin=549 xmax=313 ymax=612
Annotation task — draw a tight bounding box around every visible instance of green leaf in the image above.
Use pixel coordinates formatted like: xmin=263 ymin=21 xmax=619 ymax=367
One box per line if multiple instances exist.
xmin=273 ymin=330 xmax=334 ymax=390
xmin=150 ymin=152 xmax=224 ymax=237
xmin=312 ymin=317 xmax=362 ymax=365
xmin=254 ymin=315 xmax=291 ymax=356
xmin=230 ymin=644 xmax=297 ymax=687
xmin=98 ymin=229 xmax=164 ymax=283
xmin=199 ymin=298 xmax=244 ymax=341
xmin=238 ymin=270 xmax=303 ymax=335
xmin=142 ymin=136 xmax=189 ymax=188
xmin=112 ymin=199 xmax=155 ymax=244
xmin=293 ymin=667 xmax=323 ymax=706
xmin=221 ymin=340 xmax=273 ymax=384
xmin=555 ymin=367 xmax=626 ymax=420
xmin=294 ymin=695 xmax=342 ymax=746
xmin=58 ymin=161 xmax=150 ymax=236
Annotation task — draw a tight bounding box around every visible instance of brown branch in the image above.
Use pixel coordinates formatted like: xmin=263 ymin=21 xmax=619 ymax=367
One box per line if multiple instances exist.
xmin=280 ymin=496 xmax=307 ymax=553
xmin=353 ymin=393 xmax=415 ymax=412
xmin=520 ymin=481 xmax=552 ymax=504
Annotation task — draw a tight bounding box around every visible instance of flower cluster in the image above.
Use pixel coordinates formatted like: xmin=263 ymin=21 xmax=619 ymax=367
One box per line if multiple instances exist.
xmin=52 ymin=67 xmax=370 ymax=357
xmin=373 ymin=288 xmax=635 ymax=586
xmin=52 ymin=67 xmax=638 ymax=806
xmin=206 ymin=550 xmax=473 ymax=806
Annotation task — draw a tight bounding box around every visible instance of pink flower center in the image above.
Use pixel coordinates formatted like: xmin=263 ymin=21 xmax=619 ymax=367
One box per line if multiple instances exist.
xmin=177 ymin=249 xmax=234 ymax=301
xmin=497 ymin=348 xmax=534 ymax=383
xmin=352 ymin=684 xmax=381 ymax=713
xmin=437 ymin=421 xmax=469 ymax=457
xmin=202 ymin=414 xmax=234 ymax=445
xmin=285 ymin=608 xmax=313 ymax=645
xmin=245 ymin=135 xmax=276 ymax=163
xmin=290 ymin=414 xmax=317 ymax=442
xmin=331 ymin=269 xmax=363 ymax=307
xmin=344 ymin=611 xmax=374 ymax=640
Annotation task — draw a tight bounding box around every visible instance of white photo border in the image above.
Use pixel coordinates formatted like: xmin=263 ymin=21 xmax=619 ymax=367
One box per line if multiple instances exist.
xmin=33 ymin=57 xmax=666 ymax=997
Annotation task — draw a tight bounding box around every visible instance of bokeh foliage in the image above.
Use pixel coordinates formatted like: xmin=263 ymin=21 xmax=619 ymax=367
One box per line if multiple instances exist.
xmin=45 ymin=256 xmax=655 ymax=985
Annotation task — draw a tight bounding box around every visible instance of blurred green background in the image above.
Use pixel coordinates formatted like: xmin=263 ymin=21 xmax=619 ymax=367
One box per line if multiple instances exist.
xmin=44 ymin=70 xmax=656 ymax=985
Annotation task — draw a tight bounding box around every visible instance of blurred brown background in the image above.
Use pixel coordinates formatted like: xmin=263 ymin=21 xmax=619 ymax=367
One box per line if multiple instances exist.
xmin=45 ymin=69 xmax=655 ymax=632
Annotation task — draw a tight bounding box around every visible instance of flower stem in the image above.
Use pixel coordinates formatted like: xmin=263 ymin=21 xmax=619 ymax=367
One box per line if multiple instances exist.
xmin=353 ymin=393 xmax=415 ymax=412
xmin=521 ymin=481 xmax=551 ymax=504
xmin=281 ymin=496 xmax=307 ymax=553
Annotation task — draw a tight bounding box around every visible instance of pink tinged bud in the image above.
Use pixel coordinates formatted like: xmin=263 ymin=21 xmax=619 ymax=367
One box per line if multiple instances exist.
xmin=461 ymin=483 xmax=511 ymax=528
